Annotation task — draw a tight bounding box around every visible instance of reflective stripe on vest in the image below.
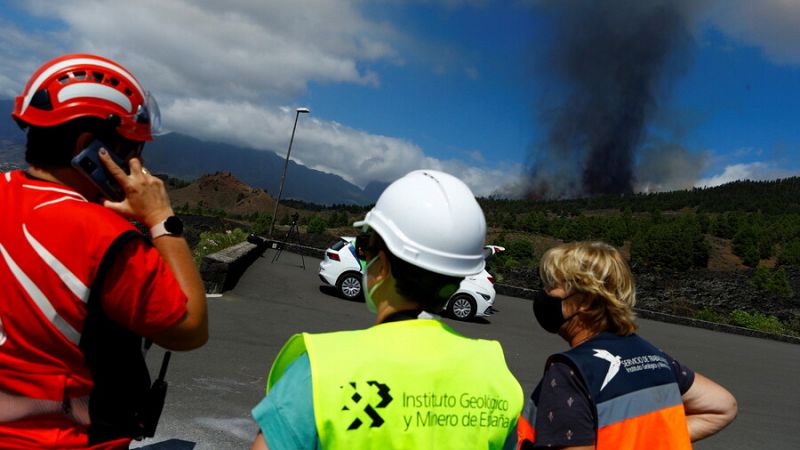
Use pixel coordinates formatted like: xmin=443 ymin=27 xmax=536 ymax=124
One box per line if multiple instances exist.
xmin=0 ymin=177 xmax=90 ymax=345
xmin=0 ymin=235 xmax=84 ymax=345
xmin=516 ymin=400 xmax=536 ymax=446
xmin=269 ymin=319 xmax=523 ymax=450
xmin=0 ymin=171 xmax=138 ymax=439
xmin=0 ymin=389 xmax=90 ymax=425
xmin=527 ymin=333 xmax=692 ymax=450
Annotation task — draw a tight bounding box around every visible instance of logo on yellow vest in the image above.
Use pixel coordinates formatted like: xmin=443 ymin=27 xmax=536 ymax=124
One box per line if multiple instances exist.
xmin=341 ymin=380 xmax=394 ymax=430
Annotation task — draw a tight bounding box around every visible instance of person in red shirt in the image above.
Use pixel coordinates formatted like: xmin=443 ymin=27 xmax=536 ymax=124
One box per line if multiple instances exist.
xmin=0 ymin=54 xmax=208 ymax=449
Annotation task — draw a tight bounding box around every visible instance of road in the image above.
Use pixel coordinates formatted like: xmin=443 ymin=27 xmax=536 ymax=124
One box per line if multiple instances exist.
xmin=134 ymin=250 xmax=800 ymax=449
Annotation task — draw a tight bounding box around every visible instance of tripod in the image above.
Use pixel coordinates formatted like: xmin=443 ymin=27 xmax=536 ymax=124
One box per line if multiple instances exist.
xmin=271 ymin=213 xmax=306 ymax=269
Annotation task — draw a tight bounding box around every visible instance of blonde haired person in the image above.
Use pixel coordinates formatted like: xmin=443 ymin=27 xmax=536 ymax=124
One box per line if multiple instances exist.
xmin=517 ymin=241 xmax=737 ymax=450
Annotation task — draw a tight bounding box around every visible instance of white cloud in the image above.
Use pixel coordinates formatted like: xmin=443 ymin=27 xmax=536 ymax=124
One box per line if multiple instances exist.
xmin=20 ymin=0 xmax=397 ymax=100
xmin=164 ymin=98 xmax=523 ymax=196
xmin=694 ymin=162 xmax=799 ymax=188
xmin=2 ymin=0 xmax=516 ymax=198
xmin=705 ymin=0 xmax=800 ymax=65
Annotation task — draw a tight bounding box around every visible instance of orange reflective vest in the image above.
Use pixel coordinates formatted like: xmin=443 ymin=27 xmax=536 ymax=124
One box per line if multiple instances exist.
xmin=518 ymin=332 xmax=691 ymax=450
xmin=0 ymin=171 xmax=138 ymax=449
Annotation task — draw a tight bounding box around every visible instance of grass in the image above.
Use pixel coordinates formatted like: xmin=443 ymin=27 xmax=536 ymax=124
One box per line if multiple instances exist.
xmin=693 ymin=307 xmax=790 ymax=336
xmin=192 ymin=228 xmax=249 ymax=266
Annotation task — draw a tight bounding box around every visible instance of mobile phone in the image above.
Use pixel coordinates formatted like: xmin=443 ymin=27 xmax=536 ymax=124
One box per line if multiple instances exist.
xmin=70 ymin=140 xmax=129 ymax=202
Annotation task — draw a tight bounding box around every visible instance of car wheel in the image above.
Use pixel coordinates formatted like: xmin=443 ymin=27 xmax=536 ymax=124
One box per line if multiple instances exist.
xmin=447 ymin=294 xmax=476 ymax=321
xmin=337 ymin=272 xmax=362 ymax=300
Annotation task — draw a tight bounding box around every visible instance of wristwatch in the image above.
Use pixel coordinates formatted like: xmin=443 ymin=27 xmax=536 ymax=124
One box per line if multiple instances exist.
xmin=150 ymin=216 xmax=184 ymax=239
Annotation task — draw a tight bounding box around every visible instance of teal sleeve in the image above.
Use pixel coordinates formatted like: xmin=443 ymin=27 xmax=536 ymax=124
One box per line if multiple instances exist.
xmin=251 ymin=353 xmax=320 ymax=450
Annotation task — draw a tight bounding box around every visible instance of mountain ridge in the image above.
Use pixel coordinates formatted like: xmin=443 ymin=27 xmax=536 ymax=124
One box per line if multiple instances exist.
xmin=0 ymin=99 xmax=380 ymax=205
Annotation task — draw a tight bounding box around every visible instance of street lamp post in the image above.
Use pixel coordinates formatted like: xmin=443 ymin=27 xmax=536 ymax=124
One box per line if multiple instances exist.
xmin=269 ymin=107 xmax=310 ymax=237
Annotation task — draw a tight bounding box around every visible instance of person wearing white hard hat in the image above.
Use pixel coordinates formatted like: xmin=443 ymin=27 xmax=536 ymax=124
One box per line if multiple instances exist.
xmin=251 ymin=170 xmax=523 ymax=450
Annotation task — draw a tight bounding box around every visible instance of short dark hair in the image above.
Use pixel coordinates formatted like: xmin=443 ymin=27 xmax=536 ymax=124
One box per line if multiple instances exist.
xmin=25 ymin=117 xmax=125 ymax=169
xmin=384 ymin=250 xmax=462 ymax=313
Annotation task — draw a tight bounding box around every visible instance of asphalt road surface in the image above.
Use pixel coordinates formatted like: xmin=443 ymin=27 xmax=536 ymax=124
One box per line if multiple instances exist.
xmin=134 ymin=250 xmax=800 ymax=449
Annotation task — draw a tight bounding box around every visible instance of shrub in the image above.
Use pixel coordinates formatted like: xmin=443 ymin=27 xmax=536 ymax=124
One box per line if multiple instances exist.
xmin=505 ymin=239 xmax=534 ymax=263
xmin=728 ymin=310 xmax=786 ymax=334
xmin=749 ymin=266 xmax=771 ymax=290
xmin=749 ymin=266 xmax=794 ymax=298
xmin=694 ymin=307 xmax=722 ymax=323
xmin=307 ymin=215 xmax=328 ymax=234
xmin=251 ymin=212 xmax=273 ymax=235
xmin=779 ymin=239 xmax=800 ymax=266
xmin=770 ymin=267 xmax=794 ymax=298
xmin=193 ymin=228 xmax=248 ymax=266
xmin=630 ymin=219 xmax=709 ymax=271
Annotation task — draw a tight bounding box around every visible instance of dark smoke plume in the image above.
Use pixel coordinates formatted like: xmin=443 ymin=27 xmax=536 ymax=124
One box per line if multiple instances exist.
xmin=527 ymin=0 xmax=695 ymax=199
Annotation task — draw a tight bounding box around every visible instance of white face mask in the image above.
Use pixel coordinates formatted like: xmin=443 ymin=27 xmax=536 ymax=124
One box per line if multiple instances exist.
xmin=362 ymin=255 xmax=385 ymax=313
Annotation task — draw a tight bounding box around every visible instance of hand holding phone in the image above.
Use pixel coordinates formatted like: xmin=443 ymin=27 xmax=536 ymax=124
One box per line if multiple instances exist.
xmin=71 ymin=140 xmax=129 ymax=202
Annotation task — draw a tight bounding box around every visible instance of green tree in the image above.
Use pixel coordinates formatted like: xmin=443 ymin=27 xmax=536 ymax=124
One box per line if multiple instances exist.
xmin=251 ymin=212 xmax=273 ymax=235
xmin=504 ymin=239 xmax=534 ymax=267
xmin=602 ymin=217 xmax=627 ymax=246
xmin=749 ymin=266 xmax=794 ymax=298
xmin=711 ymin=212 xmax=740 ymax=239
xmin=779 ymin=239 xmax=800 ymax=266
xmin=733 ymin=226 xmax=760 ymax=267
xmin=307 ymin=215 xmax=328 ymax=234
xmin=770 ymin=267 xmax=794 ymax=298
xmin=631 ymin=219 xmax=709 ymax=271
xmin=522 ymin=211 xmax=548 ymax=234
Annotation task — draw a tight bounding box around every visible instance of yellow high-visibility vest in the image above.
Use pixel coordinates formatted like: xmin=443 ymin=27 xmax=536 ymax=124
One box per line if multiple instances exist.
xmin=268 ymin=319 xmax=523 ymax=449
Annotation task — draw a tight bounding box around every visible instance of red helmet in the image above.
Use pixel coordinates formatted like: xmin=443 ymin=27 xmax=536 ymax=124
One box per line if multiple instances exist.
xmin=12 ymin=54 xmax=160 ymax=141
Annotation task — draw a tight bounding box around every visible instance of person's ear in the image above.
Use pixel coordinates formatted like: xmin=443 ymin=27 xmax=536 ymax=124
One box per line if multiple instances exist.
xmin=374 ymin=249 xmax=392 ymax=281
xmin=73 ymin=132 xmax=95 ymax=157
xmin=576 ymin=293 xmax=597 ymax=312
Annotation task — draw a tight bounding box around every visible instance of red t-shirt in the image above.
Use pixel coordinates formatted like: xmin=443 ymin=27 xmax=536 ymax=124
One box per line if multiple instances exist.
xmin=0 ymin=170 xmax=187 ymax=449
xmin=102 ymin=238 xmax=188 ymax=338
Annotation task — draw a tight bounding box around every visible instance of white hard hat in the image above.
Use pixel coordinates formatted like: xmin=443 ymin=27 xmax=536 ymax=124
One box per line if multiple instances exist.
xmin=354 ymin=170 xmax=486 ymax=277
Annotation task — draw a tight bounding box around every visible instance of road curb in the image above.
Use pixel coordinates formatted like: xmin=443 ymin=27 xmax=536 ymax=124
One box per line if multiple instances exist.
xmin=201 ymin=241 xmax=798 ymax=344
xmin=495 ymin=283 xmax=800 ymax=345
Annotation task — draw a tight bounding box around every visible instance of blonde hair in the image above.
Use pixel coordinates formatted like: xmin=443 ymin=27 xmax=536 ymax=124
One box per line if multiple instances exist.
xmin=539 ymin=241 xmax=638 ymax=336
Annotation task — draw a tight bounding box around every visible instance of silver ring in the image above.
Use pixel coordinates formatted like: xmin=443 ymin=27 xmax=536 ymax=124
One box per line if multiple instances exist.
xmin=141 ymin=167 xmax=149 ymax=175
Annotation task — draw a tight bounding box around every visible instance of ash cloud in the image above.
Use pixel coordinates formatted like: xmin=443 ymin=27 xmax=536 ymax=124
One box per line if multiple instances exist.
xmin=528 ymin=0 xmax=696 ymax=199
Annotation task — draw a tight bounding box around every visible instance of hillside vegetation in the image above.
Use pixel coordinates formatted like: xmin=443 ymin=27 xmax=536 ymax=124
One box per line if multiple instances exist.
xmin=175 ymin=173 xmax=800 ymax=336
xmin=481 ymin=177 xmax=800 ymax=272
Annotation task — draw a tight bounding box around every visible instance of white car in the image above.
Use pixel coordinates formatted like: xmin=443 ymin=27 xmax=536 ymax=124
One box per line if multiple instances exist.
xmin=318 ymin=237 xmax=363 ymax=300
xmin=319 ymin=238 xmax=504 ymax=321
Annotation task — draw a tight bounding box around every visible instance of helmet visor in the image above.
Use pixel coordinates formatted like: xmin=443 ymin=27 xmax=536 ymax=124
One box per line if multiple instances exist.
xmin=130 ymin=91 xmax=164 ymax=136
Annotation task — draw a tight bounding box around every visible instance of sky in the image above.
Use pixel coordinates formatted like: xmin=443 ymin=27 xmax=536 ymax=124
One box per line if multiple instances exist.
xmin=1 ymin=0 xmax=799 ymax=198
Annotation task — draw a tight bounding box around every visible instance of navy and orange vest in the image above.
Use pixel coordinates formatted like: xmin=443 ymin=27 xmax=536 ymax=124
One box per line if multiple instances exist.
xmin=518 ymin=332 xmax=691 ymax=450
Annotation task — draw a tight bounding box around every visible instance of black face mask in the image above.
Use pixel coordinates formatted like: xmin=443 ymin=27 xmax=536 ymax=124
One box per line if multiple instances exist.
xmin=533 ymin=290 xmax=571 ymax=334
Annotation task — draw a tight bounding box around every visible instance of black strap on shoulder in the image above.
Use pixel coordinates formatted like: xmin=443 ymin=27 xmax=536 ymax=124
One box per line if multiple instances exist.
xmin=79 ymin=230 xmax=153 ymax=443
